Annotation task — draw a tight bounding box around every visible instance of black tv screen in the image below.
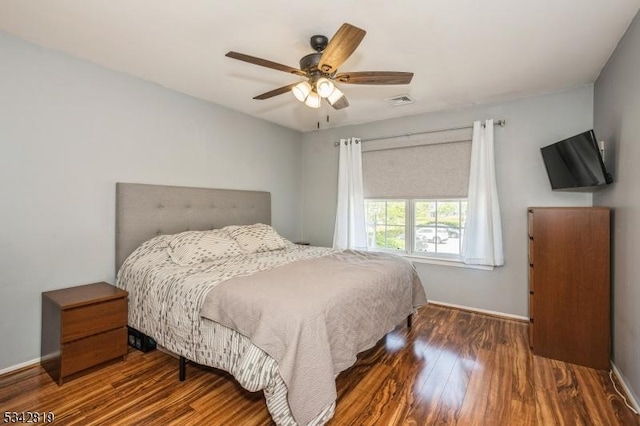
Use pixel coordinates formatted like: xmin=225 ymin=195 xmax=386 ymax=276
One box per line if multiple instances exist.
xmin=540 ymin=130 xmax=612 ymax=191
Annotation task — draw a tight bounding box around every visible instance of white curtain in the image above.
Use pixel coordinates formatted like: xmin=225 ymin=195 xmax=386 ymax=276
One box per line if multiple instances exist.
xmin=333 ymin=138 xmax=367 ymax=250
xmin=461 ymin=119 xmax=504 ymax=266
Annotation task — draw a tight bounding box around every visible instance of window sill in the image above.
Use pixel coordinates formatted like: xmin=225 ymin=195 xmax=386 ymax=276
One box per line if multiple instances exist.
xmin=366 ymin=249 xmax=494 ymax=271
xmin=403 ymin=254 xmax=494 ymax=270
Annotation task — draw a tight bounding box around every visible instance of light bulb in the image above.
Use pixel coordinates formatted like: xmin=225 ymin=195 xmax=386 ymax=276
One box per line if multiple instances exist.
xmin=316 ymin=77 xmax=335 ymax=98
xmin=327 ymin=87 xmax=344 ymax=105
xmin=292 ymin=81 xmax=311 ymax=102
xmin=304 ymin=91 xmax=321 ymax=108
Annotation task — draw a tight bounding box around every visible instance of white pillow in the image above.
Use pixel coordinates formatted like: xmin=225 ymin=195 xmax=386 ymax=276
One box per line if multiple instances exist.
xmin=224 ymin=223 xmax=289 ymax=253
xmin=167 ymin=230 xmax=243 ymax=266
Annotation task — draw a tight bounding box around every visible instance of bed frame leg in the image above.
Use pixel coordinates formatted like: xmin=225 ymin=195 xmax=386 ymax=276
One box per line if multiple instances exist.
xmin=179 ymin=356 xmax=186 ymax=381
xmin=407 ymin=314 xmax=413 ymax=328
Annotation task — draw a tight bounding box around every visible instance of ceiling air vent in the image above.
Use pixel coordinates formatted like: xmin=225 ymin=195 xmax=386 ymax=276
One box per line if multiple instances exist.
xmin=385 ymin=94 xmax=415 ymax=106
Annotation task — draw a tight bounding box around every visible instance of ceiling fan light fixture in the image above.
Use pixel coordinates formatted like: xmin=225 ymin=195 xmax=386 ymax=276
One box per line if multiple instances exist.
xmin=304 ymin=90 xmax=321 ymax=108
xmin=226 ymin=23 xmax=413 ymax=113
xmin=327 ymin=87 xmax=345 ymax=106
xmin=292 ymin=81 xmax=312 ymax=102
xmin=316 ymin=77 xmax=335 ymax=98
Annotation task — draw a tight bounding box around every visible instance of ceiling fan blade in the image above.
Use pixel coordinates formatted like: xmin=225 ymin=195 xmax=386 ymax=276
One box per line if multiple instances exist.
xmin=330 ymin=94 xmax=350 ymax=110
xmin=319 ymin=23 xmax=366 ymax=74
xmin=253 ymin=82 xmax=299 ymax=100
xmin=335 ymin=71 xmax=414 ymax=85
xmin=226 ymin=51 xmax=306 ymax=77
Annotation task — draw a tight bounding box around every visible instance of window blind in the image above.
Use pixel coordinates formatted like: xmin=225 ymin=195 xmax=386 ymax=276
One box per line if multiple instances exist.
xmin=362 ymin=127 xmax=472 ymax=199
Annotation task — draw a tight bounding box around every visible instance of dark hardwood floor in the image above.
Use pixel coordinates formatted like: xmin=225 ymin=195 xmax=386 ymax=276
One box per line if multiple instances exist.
xmin=1 ymin=304 xmax=638 ymax=425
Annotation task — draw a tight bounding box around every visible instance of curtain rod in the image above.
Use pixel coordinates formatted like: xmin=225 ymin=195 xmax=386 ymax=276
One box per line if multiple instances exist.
xmin=333 ymin=119 xmax=506 ymax=146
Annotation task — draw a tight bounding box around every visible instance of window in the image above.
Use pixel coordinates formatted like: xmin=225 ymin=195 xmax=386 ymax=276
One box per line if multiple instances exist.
xmin=361 ymin=126 xmax=472 ymax=262
xmin=365 ymin=200 xmax=406 ymax=251
xmin=365 ymin=199 xmax=467 ymax=260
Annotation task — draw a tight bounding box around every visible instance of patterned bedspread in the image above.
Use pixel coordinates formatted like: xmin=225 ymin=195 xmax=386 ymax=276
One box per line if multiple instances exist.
xmin=116 ymin=236 xmax=339 ymax=425
xmin=116 ymin=236 xmax=426 ymax=425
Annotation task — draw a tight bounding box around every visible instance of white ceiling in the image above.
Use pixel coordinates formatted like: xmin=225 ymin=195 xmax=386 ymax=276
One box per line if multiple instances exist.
xmin=0 ymin=1 xmax=638 ymax=132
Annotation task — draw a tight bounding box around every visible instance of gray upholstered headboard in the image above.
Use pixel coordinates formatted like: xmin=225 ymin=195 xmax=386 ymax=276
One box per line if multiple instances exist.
xmin=115 ymin=183 xmax=271 ymax=272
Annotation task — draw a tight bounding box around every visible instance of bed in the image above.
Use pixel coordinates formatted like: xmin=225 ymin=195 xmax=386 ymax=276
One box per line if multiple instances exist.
xmin=114 ymin=182 xmax=426 ymax=425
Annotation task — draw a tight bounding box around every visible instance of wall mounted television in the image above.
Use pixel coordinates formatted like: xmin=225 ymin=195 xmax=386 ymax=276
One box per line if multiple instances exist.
xmin=540 ymin=130 xmax=613 ymax=191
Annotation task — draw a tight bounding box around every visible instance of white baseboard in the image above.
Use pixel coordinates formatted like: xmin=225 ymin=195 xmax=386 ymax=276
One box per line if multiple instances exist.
xmin=0 ymin=357 xmax=40 ymax=377
xmin=611 ymin=361 xmax=640 ymax=413
xmin=429 ymin=300 xmax=529 ymax=321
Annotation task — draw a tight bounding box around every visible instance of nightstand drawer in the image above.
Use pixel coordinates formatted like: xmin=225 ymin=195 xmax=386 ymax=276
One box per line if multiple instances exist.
xmin=62 ymin=298 xmax=127 ymax=342
xmin=42 ymin=282 xmax=128 ymax=385
xmin=61 ymin=327 xmax=127 ymax=377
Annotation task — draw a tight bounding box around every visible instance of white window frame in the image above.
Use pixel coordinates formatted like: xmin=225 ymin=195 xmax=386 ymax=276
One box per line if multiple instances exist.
xmin=364 ymin=199 xmax=408 ymax=253
xmin=365 ymin=198 xmax=491 ymax=269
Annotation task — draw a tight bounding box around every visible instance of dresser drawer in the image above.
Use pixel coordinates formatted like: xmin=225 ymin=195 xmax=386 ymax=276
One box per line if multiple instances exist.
xmin=62 ymin=298 xmax=127 ymax=342
xmin=61 ymin=327 xmax=127 ymax=377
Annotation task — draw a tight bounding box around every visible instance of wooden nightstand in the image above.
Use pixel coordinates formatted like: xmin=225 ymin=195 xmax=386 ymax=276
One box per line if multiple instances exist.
xmin=41 ymin=282 xmax=128 ymax=385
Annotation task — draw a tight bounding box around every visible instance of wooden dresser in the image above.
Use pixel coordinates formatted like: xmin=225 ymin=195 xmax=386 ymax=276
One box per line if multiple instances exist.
xmin=41 ymin=282 xmax=128 ymax=385
xmin=527 ymin=207 xmax=611 ymax=370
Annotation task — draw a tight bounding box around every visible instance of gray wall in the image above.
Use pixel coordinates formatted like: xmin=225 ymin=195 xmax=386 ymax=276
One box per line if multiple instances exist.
xmin=593 ymin=11 xmax=640 ymax=406
xmin=0 ymin=32 xmax=302 ymax=371
xmin=302 ymin=86 xmax=594 ymax=317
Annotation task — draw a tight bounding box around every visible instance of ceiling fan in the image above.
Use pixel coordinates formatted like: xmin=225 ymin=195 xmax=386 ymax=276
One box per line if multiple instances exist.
xmin=225 ymin=23 xmax=414 ymax=110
